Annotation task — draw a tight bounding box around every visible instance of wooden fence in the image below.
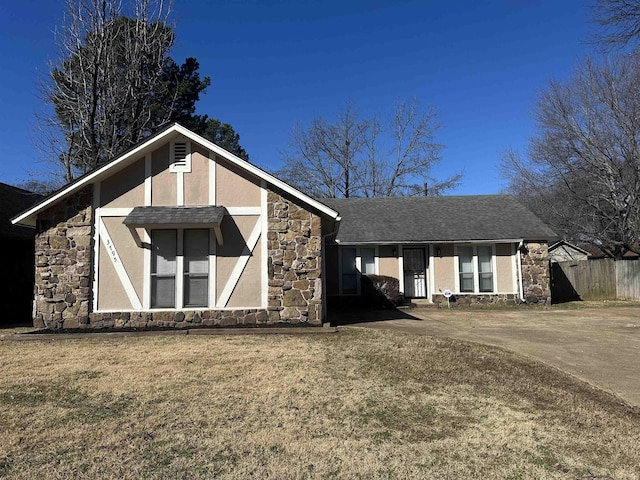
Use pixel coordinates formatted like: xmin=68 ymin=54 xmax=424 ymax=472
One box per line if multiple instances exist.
xmin=552 ymin=259 xmax=640 ymax=302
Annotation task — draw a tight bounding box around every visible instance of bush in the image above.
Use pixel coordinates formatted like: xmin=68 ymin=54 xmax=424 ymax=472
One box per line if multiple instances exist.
xmin=361 ymin=275 xmax=401 ymax=307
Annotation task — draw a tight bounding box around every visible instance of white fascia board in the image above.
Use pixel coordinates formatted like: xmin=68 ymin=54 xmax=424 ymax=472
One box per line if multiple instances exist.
xmin=13 ymin=123 xmax=340 ymax=227
xmin=172 ymin=124 xmax=340 ymax=220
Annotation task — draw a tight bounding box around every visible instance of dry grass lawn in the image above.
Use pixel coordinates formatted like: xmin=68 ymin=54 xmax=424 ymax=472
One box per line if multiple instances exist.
xmin=0 ymin=327 xmax=639 ymax=479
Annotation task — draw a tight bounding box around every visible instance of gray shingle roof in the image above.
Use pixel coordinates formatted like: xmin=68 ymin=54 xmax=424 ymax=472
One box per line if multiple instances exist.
xmin=124 ymin=206 xmax=226 ymax=226
xmin=320 ymin=195 xmax=557 ymax=244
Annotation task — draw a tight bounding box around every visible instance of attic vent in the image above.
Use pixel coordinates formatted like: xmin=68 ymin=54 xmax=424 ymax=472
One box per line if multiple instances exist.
xmin=169 ymin=140 xmax=191 ymax=172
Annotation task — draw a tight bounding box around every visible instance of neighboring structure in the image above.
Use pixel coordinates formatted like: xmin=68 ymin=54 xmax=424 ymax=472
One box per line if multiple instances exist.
xmin=13 ymin=124 xmax=558 ymax=330
xmin=321 ymin=196 xmax=556 ymax=306
xmin=0 ymin=183 xmax=43 ymax=324
xmin=579 ymin=243 xmax=640 ymax=260
xmin=548 ymin=240 xmax=590 ymax=263
xmin=12 ymin=124 xmax=340 ymax=330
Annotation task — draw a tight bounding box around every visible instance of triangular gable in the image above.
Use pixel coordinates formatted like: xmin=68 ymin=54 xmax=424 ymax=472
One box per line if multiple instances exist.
xmin=12 ymin=123 xmax=340 ymax=227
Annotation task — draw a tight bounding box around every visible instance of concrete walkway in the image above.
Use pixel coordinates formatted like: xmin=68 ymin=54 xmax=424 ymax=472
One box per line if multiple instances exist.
xmin=335 ymin=304 xmax=640 ymax=407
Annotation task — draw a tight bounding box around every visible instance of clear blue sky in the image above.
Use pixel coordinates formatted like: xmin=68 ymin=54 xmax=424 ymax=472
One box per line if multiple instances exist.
xmin=0 ymin=0 xmax=592 ymax=194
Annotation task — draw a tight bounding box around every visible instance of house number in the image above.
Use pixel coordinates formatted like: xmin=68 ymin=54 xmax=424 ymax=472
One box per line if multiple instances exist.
xmin=105 ymin=238 xmax=118 ymax=264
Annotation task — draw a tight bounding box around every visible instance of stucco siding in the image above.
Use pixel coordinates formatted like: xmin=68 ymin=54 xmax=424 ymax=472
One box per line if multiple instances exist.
xmin=100 ymin=158 xmax=145 ymax=208
xmin=184 ymin=147 xmax=209 ymax=206
xmin=496 ymin=243 xmax=514 ymax=292
xmin=216 ymin=156 xmax=261 ymax=207
xmin=432 ymin=244 xmax=455 ymax=293
xmin=97 ymin=241 xmax=132 ymax=310
xmin=226 ymin=233 xmax=262 ymax=308
xmin=216 ymin=215 xmax=261 ymax=305
xmin=379 ymin=245 xmax=399 ymax=279
xmin=151 ymin=143 xmax=175 ymax=206
xmin=102 ymin=216 xmax=143 ymax=303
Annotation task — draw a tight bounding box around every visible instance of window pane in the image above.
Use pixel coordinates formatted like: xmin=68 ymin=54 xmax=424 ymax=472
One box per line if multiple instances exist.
xmin=479 ymin=272 xmax=493 ymax=292
xmin=460 ymin=273 xmax=474 ymax=292
xmin=361 ymin=248 xmax=375 ymax=275
xmin=152 ymin=277 xmax=175 ymax=308
xmin=184 ymin=230 xmax=209 ymax=307
xmin=184 ymin=276 xmax=208 ymax=307
xmin=152 ymin=230 xmax=176 ymax=275
xmin=458 ymin=246 xmax=473 ymax=273
xmin=478 ymin=246 xmax=492 ymax=273
xmin=342 ymin=248 xmax=356 ymax=274
xmin=184 ymin=230 xmax=209 ymax=274
xmin=342 ymin=274 xmax=357 ymax=293
xmin=151 ymin=230 xmax=176 ymax=308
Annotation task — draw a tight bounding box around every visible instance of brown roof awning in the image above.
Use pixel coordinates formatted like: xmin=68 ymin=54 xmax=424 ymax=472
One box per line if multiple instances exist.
xmin=123 ymin=206 xmax=226 ymax=245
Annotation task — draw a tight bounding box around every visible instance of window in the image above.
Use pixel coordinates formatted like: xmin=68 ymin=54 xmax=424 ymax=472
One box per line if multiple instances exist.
xmin=360 ymin=248 xmax=375 ymax=275
xmin=477 ymin=246 xmax=494 ymax=292
xmin=151 ymin=229 xmax=209 ymax=308
xmin=456 ymin=245 xmax=495 ymax=293
xmin=183 ymin=230 xmax=209 ymax=307
xmin=151 ymin=230 xmax=177 ymax=308
xmin=169 ymin=140 xmax=191 ymax=172
xmin=458 ymin=246 xmax=474 ymax=293
xmin=341 ymin=248 xmax=357 ymax=294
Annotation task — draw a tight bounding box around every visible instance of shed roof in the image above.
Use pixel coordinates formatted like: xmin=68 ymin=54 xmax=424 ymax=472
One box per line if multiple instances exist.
xmin=321 ymin=195 xmax=557 ymax=244
xmin=123 ymin=206 xmax=226 ymax=227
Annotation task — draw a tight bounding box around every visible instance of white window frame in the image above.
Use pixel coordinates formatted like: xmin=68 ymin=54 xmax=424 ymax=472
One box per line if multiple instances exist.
xmin=169 ymin=139 xmax=192 ymax=173
xmin=150 ymin=228 xmax=212 ymax=309
xmin=454 ymin=244 xmax=497 ymax=294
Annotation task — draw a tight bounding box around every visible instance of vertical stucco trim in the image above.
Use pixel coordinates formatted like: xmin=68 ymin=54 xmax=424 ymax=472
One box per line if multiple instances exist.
xmin=208 ymin=151 xmax=216 ymax=205
xmin=177 ymin=171 xmax=185 ymax=206
xmin=144 ymin=153 xmax=152 ymax=205
xmin=143 ymin=153 xmax=152 ymax=309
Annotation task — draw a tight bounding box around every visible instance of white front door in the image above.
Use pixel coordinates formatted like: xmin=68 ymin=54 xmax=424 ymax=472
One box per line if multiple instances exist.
xmin=403 ymin=248 xmax=427 ymax=298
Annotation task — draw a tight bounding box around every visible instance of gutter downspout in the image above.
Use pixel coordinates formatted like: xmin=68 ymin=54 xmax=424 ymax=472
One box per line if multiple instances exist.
xmin=517 ymin=239 xmax=525 ymax=302
xmin=321 ymin=216 xmax=341 ymax=326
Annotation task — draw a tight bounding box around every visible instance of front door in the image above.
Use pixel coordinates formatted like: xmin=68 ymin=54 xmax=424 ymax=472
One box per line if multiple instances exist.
xmin=403 ymin=248 xmax=427 ymax=298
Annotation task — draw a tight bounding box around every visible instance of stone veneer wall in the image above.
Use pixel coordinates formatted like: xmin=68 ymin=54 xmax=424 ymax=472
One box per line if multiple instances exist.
xmin=34 ymin=187 xmax=93 ymax=329
xmin=520 ymin=241 xmax=551 ymax=304
xmin=32 ymin=185 xmax=324 ymax=330
xmin=432 ymin=293 xmax=521 ymax=307
xmin=266 ymin=190 xmax=323 ymax=325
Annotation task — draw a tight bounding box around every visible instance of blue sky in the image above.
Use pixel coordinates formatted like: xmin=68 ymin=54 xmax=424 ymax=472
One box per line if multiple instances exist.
xmin=0 ymin=0 xmax=592 ymax=194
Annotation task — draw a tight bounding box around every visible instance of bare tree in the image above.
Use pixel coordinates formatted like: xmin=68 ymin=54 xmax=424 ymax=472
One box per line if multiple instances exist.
xmin=37 ymin=0 xmax=186 ymax=181
xmin=278 ymin=99 xmax=460 ymax=198
xmin=501 ymin=56 xmax=640 ymax=255
xmin=592 ymin=0 xmax=640 ymax=49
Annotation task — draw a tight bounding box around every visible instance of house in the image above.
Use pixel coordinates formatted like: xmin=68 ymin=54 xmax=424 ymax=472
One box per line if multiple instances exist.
xmin=321 ymin=196 xmax=556 ymax=306
xmin=548 ymin=240 xmax=590 ymax=263
xmin=0 ymin=183 xmax=43 ymax=324
xmin=578 ymin=243 xmax=640 ymax=260
xmin=12 ymin=124 xmax=556 ymax=330
xmin=12 ymin=124 xmax=340 ymax=330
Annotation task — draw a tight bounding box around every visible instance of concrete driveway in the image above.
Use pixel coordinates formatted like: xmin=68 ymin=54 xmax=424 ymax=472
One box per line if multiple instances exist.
xmin=334 ymin=304 xmax=640 ymax=407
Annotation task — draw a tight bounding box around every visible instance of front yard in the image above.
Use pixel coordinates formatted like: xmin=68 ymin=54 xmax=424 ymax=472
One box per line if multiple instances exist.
xmin=0 ymin=328 xmax=639 ymax=479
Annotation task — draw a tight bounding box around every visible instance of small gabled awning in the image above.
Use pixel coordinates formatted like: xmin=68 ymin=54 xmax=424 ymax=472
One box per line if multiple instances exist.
xmin=123 ymin=206 xmax=226 ymax=245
